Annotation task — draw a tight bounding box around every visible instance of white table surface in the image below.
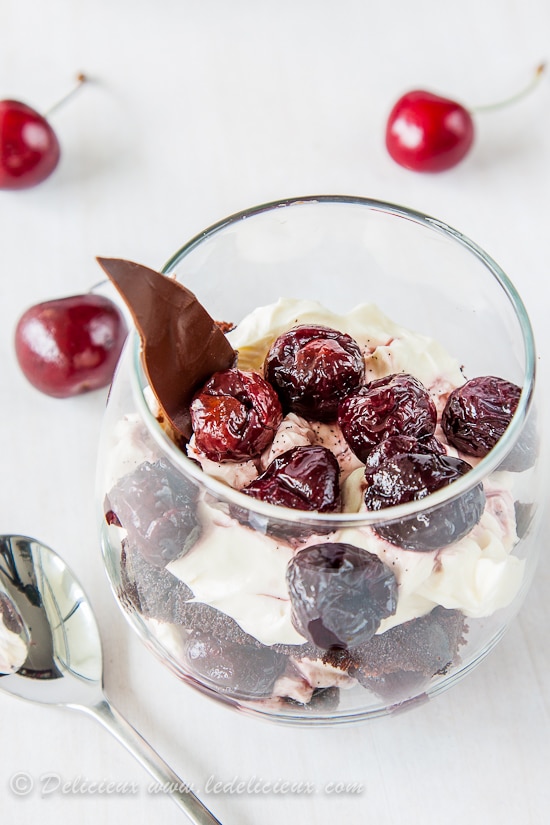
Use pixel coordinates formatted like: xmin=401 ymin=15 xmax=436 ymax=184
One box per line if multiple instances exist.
xmin=1 ymin=2 xmax=549 ymax=823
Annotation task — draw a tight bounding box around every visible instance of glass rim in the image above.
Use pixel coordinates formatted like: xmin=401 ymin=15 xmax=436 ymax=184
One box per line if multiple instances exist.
xmin=129 ymin=194 xmax=537 ymax=527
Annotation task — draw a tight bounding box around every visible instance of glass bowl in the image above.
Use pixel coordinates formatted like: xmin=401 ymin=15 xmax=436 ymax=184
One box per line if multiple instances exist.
xmin=97 ymin=195 xmax=542 ymax=725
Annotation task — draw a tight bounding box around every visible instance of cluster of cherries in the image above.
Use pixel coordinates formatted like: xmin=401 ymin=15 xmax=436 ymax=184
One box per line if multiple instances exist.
xmin=187 ymin=323 xmax=520 ymax=648
xmin=190 ymin=323 xmax=519 ymax=519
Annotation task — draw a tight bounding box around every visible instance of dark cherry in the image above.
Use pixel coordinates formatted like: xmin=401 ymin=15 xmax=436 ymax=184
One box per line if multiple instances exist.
xmin=14 ymin=293 xmax=127 ymax=398
xmin=190 ymin=368 xmax=282 ymax=462
xmin=364 ymin=434 xmax=445 ymax=475
xmin=119 ymin=541 xmax=194 ymax=623
xmin=364 ymin=452 xmax=485 ymax=551
xmin=286 ymin=542 xmax=398 ymax=649
xmin=442 ymin=376 xmax=520 ymax=457
xmin=338 ymin=373 xmax=437 ymax=462
xmin=183 ymin=632 xmax=287 ymax=698
xmin=442 ymin=375 xmax=536 ymax=472
xmin=242 ymin=445 xmax=340 ymax=512
xmin=104 ymin=458 xmax=202 ymax=567
xmin=264 ymin=324 xmax=364 ymax=421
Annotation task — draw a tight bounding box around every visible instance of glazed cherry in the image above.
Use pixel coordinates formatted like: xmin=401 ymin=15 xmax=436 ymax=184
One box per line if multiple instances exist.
xmin=0 ymin=74 xmax=86 ymax=190
xmin=338 ymin=373 xmax=437 ymax=462
xmin=364 ymin=452 xmax=485 ymax=551
xmin=105 ymin=458 xmax=202 ymax=568
xmin=443 ymin=375 xmax=536 ymax=472
xmin=442 ymin=376 xmax=520 ymax=457
xmin=264 ymin=324 xmax=364 ymax=421
xmin=190 ymin=369 xmax=282 ymax=462
xmin=242 ymin=445 xmax=340 ymax=511
xmin=15 ymin=293 xmax=127 ymax=398
xmin=364 ymin=434 xmax=445 ymax=475
xmin=386 ymin=64 xmax=545 ymax=172
xmin=386 ymin=91 xmax=474 ymax=172
xmin=286 ymin=542 xmax=398 ymax=649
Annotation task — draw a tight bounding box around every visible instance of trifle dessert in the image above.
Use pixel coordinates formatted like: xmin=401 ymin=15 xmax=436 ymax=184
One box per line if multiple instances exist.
xmin=96 ymin=197 xmax=540 ymax=722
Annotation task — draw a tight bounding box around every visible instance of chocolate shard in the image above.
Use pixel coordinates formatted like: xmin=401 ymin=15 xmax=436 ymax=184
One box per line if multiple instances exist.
xmin=96 ymin=257 xmax=236 ymax=441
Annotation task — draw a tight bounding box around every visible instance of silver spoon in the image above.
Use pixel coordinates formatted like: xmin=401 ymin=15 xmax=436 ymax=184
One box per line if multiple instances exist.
xmin=0 ymin=534 xmax=222 ymax=824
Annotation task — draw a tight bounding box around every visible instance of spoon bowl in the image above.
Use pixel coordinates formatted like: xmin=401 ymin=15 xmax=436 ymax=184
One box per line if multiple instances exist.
xmin=0 ymin=534 xmax=222 ymax=824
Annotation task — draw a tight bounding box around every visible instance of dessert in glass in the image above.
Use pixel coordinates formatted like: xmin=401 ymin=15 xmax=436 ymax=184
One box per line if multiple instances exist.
xmin=96 ymin=196 xmax=542 ymax=724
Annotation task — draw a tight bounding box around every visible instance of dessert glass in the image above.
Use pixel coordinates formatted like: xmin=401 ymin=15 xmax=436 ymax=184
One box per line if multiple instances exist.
xmin=97 ymin=195 xmax=542 ymax=724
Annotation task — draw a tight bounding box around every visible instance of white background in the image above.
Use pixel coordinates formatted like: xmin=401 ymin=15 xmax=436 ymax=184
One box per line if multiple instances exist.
xmin=1 ymin=2 xmax=549 ymax=823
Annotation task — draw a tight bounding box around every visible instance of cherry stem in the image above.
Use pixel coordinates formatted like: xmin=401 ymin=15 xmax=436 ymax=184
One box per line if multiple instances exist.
xmin=43 ymin=73 xmax=88 ymax=119
xmin=470 ymin=63 xmax=546 ymax=114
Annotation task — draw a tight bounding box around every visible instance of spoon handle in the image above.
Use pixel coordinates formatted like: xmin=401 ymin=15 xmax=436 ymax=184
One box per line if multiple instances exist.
xmin=82 ymin=697 xmax=223 ymax=824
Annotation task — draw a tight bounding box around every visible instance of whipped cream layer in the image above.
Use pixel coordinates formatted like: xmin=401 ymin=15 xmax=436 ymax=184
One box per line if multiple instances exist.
xmin=165 ymin=482 xmax=522 ymax=646
xmin=337 ymin=472 xmax=521 ymax=632
xmin=167 ymin=501 xmax=304 ymax=645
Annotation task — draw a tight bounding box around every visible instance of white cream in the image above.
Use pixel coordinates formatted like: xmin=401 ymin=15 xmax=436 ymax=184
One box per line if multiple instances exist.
xmin=167 ymin=500 xmax=305 ymax=646
xmin=335 ymin=467 xmax=522 ymax=630
xmin=261 ymin=413 xmax=316 ymax=465
xmin=0 ymin=613 xmax=27 ymax=675
xmin=261 ymin=413 xmax=363 ymax=482
xmin=104 ymin=412 xmax=159 ymax=490
xmin=145 ymin=617 xmax=188 ymax=662
xmin=187 ymin=435 xmax=259 ymax=490
xmin=271 ymin=673 xmax=314 ymax=704
xmin=292 ymin=656 xmax=358 ymax=689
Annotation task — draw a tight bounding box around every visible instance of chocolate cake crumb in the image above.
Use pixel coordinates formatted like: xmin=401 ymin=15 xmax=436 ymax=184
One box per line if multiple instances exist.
xmin=350 ymin=607 xmax=467 ymax=682
xmin=119 ymin=541 xmax=302 ymax=652
xmin=119 ymin=541 xmax=193 ymax=622
xmin=215 ymin=320 xmax=235 ymax=334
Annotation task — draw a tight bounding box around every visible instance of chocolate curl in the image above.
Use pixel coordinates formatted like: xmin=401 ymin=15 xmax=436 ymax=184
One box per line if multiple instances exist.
xmin=96 ymin=257 xmax=235 ymax=441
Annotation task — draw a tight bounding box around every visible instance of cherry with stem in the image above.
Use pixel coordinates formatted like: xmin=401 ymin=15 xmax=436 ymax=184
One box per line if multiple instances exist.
xmin=385 ymin=62 xmax=546 ymax=172
xmin=0 ymin=72 xmax=88 ymax=190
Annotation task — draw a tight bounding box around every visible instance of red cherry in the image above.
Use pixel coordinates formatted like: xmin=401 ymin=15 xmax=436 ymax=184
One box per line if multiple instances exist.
xmin=385 ymin=91 xmax=474 ymax=172
xmin=14 ymin=294 xmax=127 ymax=398
xmin=0 ymin=74 xmax=87 ymax=190
xmin=386 ymin=64 xmax=546 ymax=173
xmin=0 ymin=100 xmax=61 ymax=189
